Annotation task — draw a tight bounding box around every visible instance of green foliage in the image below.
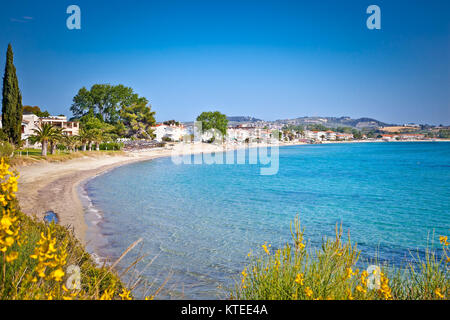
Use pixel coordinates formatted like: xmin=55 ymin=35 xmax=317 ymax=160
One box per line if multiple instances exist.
xmin=437 ymin=129 xmax=450 ymax=139
xmin=283 ymin=125 xmax=305 ymax=133
xmin=1 ymin=44 xmax=23 ymax=145
xmin=0 ymin=141 xmax=14 ymax=159
xmin=71 ymin=84 xmax=155 ymax=141
xmin=366 ymin=131 xmax=376 ymax=138
xmin=307 ymin=124 xmax=329 ymax=132
xmin=23 ymin=106 xmax=50 ymax=117
xmin=0 ymin=210 xmax=124 ymax=300
xmin=163 ymin=120 xmax=180 ymax=126
xmin=29 ymin=123 xmax=61 ymax=156
xmin=336 ymin=126 xmax=353 ymax=133
xmin=0 ymin=128 xmax=9 ymax=142
xmin=71 ymin=84 xmax=148 ymax=124
xmin=196 ymin=111 xmax=228 ymax=136
xmin=99 ymin=142 xmax=123 ymax=151
xmin=233 ymin=217 xmax=449 ymax=300
xmin=120 ymin=103 xmax=156 ymax=139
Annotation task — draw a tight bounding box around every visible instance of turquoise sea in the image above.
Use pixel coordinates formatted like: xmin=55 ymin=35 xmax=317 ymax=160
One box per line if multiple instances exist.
xmin=84 ymin=142 xmax=450 ymax=299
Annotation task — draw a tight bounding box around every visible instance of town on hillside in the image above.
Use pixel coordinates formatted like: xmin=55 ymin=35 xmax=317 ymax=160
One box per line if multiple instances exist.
xmin=4 ymin=110 xmax=450 ymax=152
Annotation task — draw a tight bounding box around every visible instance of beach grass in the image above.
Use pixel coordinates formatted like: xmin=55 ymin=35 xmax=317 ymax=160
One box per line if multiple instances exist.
xmin=232 ymin=217 xmax=449 ymax=300
xmin=10 ymin=149 xmax=125 ymax=166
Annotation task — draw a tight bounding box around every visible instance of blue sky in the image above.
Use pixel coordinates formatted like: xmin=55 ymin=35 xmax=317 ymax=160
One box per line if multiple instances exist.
xmin=1 ymin=0 xmax=449 ymax=124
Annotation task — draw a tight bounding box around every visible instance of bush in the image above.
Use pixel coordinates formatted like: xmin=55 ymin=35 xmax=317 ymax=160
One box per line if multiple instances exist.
xmin=233 ymin=217 xmax=449 ymax=300
xmin=0 ymin=142 xmax=14 ymax=159
xmin=0 ymin=158 xmax=157 ymax=300
xmin=99 ymin=142 xmax=124 ymax=151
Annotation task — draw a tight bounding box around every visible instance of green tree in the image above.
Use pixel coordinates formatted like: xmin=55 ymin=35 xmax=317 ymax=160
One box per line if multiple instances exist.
xmin=351 ymin=129 xmax=362 ymax=139
xmin=63 ymin=135 xmax=80 ymax=153
xmin=438 ymin=129 xmax=450 ymax=139
xmin=120 ymin=103 xmax=156 ymax=139
xmin=307 ymin=124 xmax=329 ymax=132
xmin=49 ymin=127 xmax=63 ymax=155
xmin=23 ymin=105 xmax=50 ymax=117
xmin=196 ymin=111 xmax=228 ymax=136
xmin=78 ymin=128 xmax=91 ymax=151
xmin=71 ymin=84 xmax=148 ymax=124
xmin=29 ymin=123 xmax=58 ymax=156
xmin=1 ymin=44 xmax=23 ymax=145
xmin=90 ymin=128 xmax=104 ymax=151
xmin=163 ymin=120 xmax=180 ymax=126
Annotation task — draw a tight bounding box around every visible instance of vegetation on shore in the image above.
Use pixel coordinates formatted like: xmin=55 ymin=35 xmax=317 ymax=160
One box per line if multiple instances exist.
xmin=70 ymin=84 xmax=156 ymax=140
xmin=0 ymin=157 xmax=164 ymax=300
xmin=1 ymin=44 xmax=23 ymax=146
xmin=233 ymin=217 xmax=449 ymax=300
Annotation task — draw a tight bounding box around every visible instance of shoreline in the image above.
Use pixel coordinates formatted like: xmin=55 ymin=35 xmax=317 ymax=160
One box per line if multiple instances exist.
xmin=16 ymin=142 xmax=285 ymax=242
xmin=15 ymin=139 xmax=449 ymax=244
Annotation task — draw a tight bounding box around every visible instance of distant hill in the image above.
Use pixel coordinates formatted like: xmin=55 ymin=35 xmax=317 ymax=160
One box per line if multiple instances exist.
xmin=274 ymin=116 xmax=392 ymax=129
xmin=184 ymin=115 xmax=393 ymax=129
xmin=227 ymin=116 xmax=263 ymax=123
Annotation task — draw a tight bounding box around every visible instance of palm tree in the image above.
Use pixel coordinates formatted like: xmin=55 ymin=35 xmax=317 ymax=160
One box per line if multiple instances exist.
xmin=49 ymin=128 xmax=64 ymax=155
xmin=91 ymin=129 xmax=103 ymax=151
xmin=64 ymin=135 xmax=80 ymax=153
xmin=29 ymin=123 xmax=57 ymax=156
xmin=78 ymin=128 xmax=90 ymax=151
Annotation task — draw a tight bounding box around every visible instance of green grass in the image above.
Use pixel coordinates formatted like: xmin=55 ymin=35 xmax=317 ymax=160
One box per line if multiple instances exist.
xmin=11 ymin=149 xmax=125 ymax=166
xmin=0 ymin=209 xmax=126 ymax=300
xmin=233 ymin=217 xmax=449 ymax=300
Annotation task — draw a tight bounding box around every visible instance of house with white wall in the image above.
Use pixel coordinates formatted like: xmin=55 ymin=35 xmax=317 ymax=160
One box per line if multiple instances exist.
xmin=151 ymin=124 xmax=188 ymax=142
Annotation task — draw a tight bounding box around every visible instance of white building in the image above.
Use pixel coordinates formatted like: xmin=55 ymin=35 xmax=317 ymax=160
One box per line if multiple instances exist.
xmin=304 ymin=131 xmax=328 ymax=141
xmin=21 ymin=114 xmax=40 ymax=143
xmin=151 ymin=124 xmax=188 ymax=142
xmin=40 ymin=116 xmax=79 ymax=136
xmin=225 ymin=127 xmax=277 ymax=143
xmin=336 ymin=133 xmax=354 ymax=141
xmin=1 ymin=113 xmax=80 ymax=147
xmin=325 ymin=130 xmax=337 ymax=141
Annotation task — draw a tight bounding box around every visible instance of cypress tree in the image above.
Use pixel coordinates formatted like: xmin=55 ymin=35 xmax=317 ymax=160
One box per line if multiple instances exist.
xmin=2 ymin=43 xmax=23 ymax=145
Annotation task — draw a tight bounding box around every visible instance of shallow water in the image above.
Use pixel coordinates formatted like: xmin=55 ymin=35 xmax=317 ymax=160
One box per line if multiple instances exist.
xmin=84 ymin=142 xmax=450 ymax=299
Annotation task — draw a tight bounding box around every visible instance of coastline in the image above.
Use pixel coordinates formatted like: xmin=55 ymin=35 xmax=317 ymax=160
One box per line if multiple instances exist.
xmin=16 ymin=142 xmax=285 ymax=242
xmin=15 ymin=139 xmax=449 ymax=244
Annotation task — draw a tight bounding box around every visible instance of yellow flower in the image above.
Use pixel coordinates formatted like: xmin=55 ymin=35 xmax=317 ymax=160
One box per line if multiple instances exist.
xmin=347 ymin=288 xmax=354 ymax=300
xmin=356 ymin=285 xmax=367 ymax=294
xmin=360 ymin=270 xmax=369 ymax=287
xmin=439 ymin=236 xmax=449 ymax=246
xmin=262 ymin=243 xmax=270 ymax=255
xmin=241 ymin=268 xmax=248 ymax=285
xmin=100 ymin=287 xmax=115 ymax=300
xmin=5 ymin=251 xmax=18 ymax=262
xmin=51 ymin=268 xmax=65 ymax=282
xmin=304 ymin=286 xmax=313 ymax=297
xmin=294 ymin=273 xmax=304 ymax=286
xmin=378 ymin=273 xmax=393 ymax=300
xmin=1 ymin=215 xmax=12 ymax=229
xmin=435 ymin=288 xmax=444 ymax=299
xmin=145 ymin=295 xmax=154 ymax=300
xmin=345 ymin=267 xmax=353 ymax=279
xmin=119 ymin=288 xmax=132 ymax=300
